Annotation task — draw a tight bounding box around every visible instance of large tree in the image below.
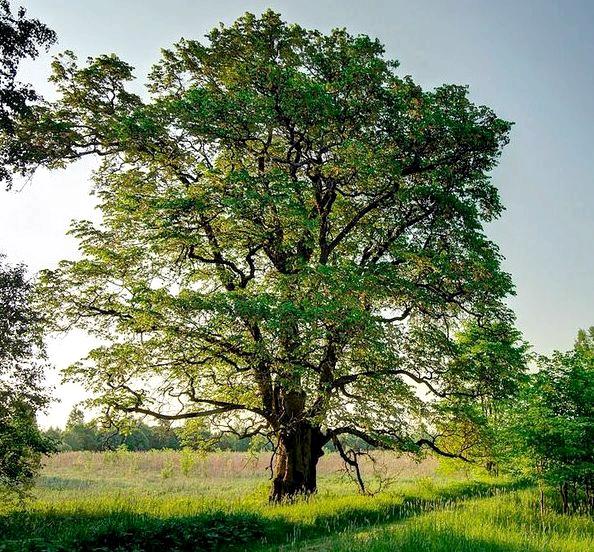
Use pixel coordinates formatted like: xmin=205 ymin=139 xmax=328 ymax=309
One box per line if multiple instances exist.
xmin=10 ymin=12 xmax=521 ymax=500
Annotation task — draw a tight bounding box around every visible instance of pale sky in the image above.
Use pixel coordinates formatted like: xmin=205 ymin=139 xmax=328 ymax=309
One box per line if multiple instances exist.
xmin=1 ymin=1 xmax=593 ymax=427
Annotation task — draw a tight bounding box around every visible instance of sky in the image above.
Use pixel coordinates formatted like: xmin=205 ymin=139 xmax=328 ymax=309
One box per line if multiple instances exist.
xmin=1 ymin=0 xmax=593 ymax=427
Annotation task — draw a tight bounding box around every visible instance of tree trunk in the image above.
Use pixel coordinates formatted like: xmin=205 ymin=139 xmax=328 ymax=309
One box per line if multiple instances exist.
xmin=586 ymin=477 xmax=594 ymax=512
xmin=560 ymin=481 xmax=569 ymax=514
xmin=270 ymin=422 xmax=325 ymax=502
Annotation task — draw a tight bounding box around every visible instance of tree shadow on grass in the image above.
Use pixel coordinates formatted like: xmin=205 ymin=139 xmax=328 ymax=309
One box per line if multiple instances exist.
xmin=258 ymin=478 xmax=533 ymax=549
xmin=0 ymin=479 xmax=532 ymax=552
xmin=0 ymin=510 xmax=266 ymax=552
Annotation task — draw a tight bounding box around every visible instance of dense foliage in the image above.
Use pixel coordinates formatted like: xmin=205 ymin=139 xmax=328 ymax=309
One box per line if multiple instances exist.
xmin=0 ymin=0 xmax=56 ymax=186
xmin=502 ymin=329 xmax=594 ymax=512
xmin=430 ymin=320 xmax=529 ymax=472
xmin=0 ymin=255 xmax=54 ymax=496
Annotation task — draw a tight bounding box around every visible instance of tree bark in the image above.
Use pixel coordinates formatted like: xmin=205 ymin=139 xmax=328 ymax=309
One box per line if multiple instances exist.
xmin=270 ymin=422 xmax=325 ymax=502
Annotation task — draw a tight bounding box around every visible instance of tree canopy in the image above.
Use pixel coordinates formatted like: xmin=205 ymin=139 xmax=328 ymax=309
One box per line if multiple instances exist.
xmin=10 ymin=11 xmax=525 ymax=499
xmin=0 ymin=0 xmax=56 ymax=185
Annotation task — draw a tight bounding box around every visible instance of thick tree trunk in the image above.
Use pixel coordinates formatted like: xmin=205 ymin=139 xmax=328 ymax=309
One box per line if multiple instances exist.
xmin=270 ymin=422 xmax=325 ymax=502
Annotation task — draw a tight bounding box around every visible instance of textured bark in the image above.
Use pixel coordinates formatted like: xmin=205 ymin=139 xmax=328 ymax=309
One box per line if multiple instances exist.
xmin=270 ymin=422 xmax=325 ymax=502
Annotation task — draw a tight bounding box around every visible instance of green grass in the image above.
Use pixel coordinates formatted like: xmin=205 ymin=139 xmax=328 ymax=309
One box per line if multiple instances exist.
xmin=0 ymin=451 xmax=592 ymax=551
xmin=273 ymin=491 xmax=594 ymax=551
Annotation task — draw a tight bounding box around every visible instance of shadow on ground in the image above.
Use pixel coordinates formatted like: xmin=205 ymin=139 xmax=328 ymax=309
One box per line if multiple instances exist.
xmin=0 ymin=479 xmax=531 ymax=552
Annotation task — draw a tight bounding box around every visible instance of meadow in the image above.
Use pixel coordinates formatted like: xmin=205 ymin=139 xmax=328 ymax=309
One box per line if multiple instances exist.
xmin=0 ymin=451 xmax=593 ymax=551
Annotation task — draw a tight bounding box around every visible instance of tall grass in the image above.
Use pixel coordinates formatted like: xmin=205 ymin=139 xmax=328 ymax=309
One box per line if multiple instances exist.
xmin=40 ymin=450 xmax=437 ymax=480
xmin=0 ymin=451 xmax=591 ymax=551
xmin=276 ymin=491 xmax=594 ymax=551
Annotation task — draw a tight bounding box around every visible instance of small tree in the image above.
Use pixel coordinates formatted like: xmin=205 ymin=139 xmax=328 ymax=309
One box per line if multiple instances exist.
xmin=505 ymin=335 xmax=594 ymax=513
xmin=14 ymin=11 xmax=521 ymax=500
xmin=0 ymin=255 xmax=53 ymax=496
xmin=430 ymin=320 xmax=529 ymax=474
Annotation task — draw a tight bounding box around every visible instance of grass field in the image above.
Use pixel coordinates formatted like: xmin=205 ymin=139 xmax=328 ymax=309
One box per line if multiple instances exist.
xmin=1 ymin=451 xmax=593 ymax=551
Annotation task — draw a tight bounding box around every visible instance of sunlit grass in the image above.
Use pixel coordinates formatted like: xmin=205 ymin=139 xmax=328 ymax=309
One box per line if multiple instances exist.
xmin=1 ymin=451 xmax=592 ymax=551
xmin=278 ymin=491 xmax=594 ymax=551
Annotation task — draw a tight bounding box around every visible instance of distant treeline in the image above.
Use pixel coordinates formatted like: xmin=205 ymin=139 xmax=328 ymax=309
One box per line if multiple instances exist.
xmin=43 ymin=407 xmax=261 ymax=452
xmin=43 ymin=407 xmax=371 ymax=453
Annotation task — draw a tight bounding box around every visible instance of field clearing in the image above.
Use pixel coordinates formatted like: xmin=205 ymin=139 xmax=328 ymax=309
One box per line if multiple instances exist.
xmin=41 ymin=449 xmax=439 ymax=481
xmin=1 ymin=451 xmax=593 ymax=551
